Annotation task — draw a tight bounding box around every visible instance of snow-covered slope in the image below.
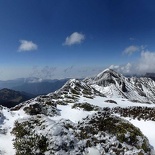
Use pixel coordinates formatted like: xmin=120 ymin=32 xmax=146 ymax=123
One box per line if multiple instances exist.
xmin=0 ymin=73 xmax=155 ymax=154
xmin=85 ymin=68 xmax=155 ymax=103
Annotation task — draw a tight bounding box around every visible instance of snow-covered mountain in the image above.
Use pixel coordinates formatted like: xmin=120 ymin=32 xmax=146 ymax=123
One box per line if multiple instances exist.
xmin=0 ymin=88 xmax=35 ymax=108
xmin=85 ymin=68 xmax=155 ymax=103
xmin=0 ymin=69 xmax=155 ymax=155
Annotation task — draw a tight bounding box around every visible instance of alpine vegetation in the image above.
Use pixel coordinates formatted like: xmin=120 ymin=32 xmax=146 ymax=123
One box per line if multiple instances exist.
xmin=0 ymin=69 xmax=155 ymax=155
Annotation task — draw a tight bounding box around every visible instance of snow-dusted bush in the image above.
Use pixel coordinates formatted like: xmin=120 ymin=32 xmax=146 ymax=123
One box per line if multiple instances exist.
xmin=11 ymin=111 xmax=151 ymax=155
xmin=77 ymin=111 xmax=151 ymax=154
xmin=72 ymin=102 xmax=100 ymax=111
xmin=23 ymin=102 xmax=59 ymax=117
xmin=112 ymin=106 xmax=155 ymax=121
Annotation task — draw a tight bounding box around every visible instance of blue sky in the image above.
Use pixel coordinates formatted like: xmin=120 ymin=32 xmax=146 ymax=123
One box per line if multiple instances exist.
xmin=1 ymin=0 xmax=155 ymax=80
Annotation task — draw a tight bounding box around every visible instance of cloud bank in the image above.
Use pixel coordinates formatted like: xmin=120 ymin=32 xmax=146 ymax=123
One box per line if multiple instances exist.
xmin=63 ymin=32 xmax=85 ymax=46
xmin=110 ymin=49 xmax=155 ymax=75
xmin=18 ymin=40 xmax=38 ymax=52
xmin=29 ymin=65 xmax=102 ymax=80
xmin=137 ymin=50 xmax=155 ymax=74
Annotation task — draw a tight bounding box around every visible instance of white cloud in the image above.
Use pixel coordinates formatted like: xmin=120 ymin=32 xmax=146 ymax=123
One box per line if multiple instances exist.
xmin=136 ymin=50 xmax=155 ymax=74
xmin=18 ymin=40 xmax=38 ymax=52
xmin=63 ymin=32 xmax=85 ymax=46
xmin=110 ymin=50 xmax=155 ymax=75
xmin=123 ymin=45 xmax=139 ymax=55
xmin=109 ymin=63 xmax=133 ymax=75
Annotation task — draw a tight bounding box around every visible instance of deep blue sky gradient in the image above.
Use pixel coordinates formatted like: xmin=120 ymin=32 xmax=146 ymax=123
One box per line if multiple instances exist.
xmin=0 ymin=0 xmax=155 ymax=79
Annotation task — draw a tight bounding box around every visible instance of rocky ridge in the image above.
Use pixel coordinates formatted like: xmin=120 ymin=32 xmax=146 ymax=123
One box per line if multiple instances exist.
xmin=85 ymin=69 xmax=155 ymax=103
xmin=0 ymin=69 xmax=155 ymax=155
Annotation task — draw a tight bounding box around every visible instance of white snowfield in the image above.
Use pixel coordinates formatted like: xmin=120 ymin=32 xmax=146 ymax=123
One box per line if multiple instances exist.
xmin=0 ymin=107 xmax=29 ymax=155
xmin=1 ymin=97 xmax=155 ymax=154
xmin=0 ymin=68 xmax=155 ymax=154
xmin=62 ymin=96 xmax=155 ymax=150
xmin=129 ymin=119 xmax=155 ymax=154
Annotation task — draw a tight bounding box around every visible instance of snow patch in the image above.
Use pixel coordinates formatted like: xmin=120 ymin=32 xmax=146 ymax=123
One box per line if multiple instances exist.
xmin=86 ymin=147 xmax=100 ymax=155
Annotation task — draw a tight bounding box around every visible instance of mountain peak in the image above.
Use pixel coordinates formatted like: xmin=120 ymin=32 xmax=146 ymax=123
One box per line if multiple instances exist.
xmin=85 ymin=68 xmax=155 ymax=103
xmin=96 ymin=68 xmax=121 ymax=79
xmin=87 ymin=68 xmax=123 ymax=87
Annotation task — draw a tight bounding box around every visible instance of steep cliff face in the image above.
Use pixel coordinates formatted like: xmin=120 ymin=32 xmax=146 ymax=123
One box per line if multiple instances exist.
xmin=85 ymin=69 xmax=155 ymax=103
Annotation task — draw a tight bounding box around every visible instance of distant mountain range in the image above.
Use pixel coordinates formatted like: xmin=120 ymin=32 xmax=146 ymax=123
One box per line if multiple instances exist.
xmin=0 ymin=73 xmax=155 ymax=96
xmin=0 ymin=88 xmax=34 ymax=108
xmin=0 ymin=77 xmax=69 ymax=95
xmin=145 ymin=72 xmax=155 ymax=81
